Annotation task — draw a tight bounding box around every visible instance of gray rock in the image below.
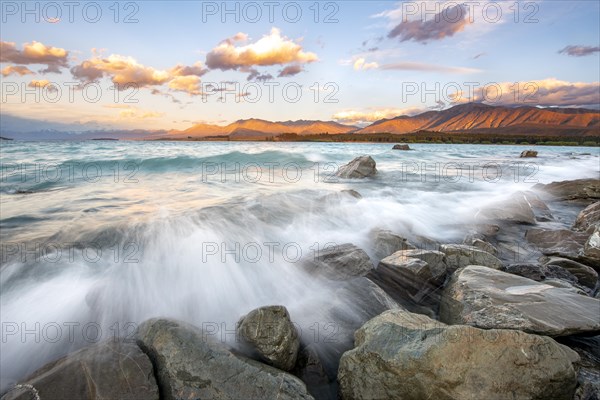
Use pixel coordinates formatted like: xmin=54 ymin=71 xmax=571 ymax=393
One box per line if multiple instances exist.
xmin=503 ymin=263 xmax=547 ymax=281
xmin=543 ymin=257 xmax=599 ymax=289
xmin=370 ymin=228 xmax=415 ymax=260
xmin=466 ymin=238 xmax=499 ymax=256
xmin=558 ymin=335 xmax=600 ymax=400
xmin=584 ymin=225 xmax=600 ymax=263
xmin=524 ymin=190 xmax=554 ymax=222
xmin=237 ymin=305 xmax=300 ymax=371
xmin=2 ymin=341 xmax=159 ymax=400
xmin=440 ymin=244 xmax=503 ymax=272
xmin=573 ymin=201 xmax=600 ymax=232
xmin=440 ymin=265 xmax=600 ymax=336
xmin=291 ymin=344 xmax=333 ymax=400
xmin=338 ymin=309 xmax=579 ymax=400
xmin=302 ymin=243 xmax=373 ymax=281
xmin=135 ymin=318 xmax=314 ymax=400
xmin=392 ymin=144 xmax=410 ymax=150
xmin=335 ymin=156 xmax=377 ymax=179
xmin=478 ymin=191 xmax=537 ymax=225
xmin=520 ymin=150 xmax=538 ymax=158
xmin=526 ymin=228 xmax=600 ymax=269
xmin=533 ymin=179 xmax=600 ymax=203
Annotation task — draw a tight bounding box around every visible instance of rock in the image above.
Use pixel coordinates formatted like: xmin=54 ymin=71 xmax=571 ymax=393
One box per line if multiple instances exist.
xmin=440 ymin=265 xmax=600 ymax=336
xmin=573 ymin=201 xmax=600 ymax=232
xmin=2 ymin=341 xmax=159 ymax=400
xmin=370 ymin=228 xmax=415 ymax=260
xmin=392 ymin=144 xmax=410 ymax=150
xmin=526 ymin=228 xmax=599 ymax=269
xmin=503 ymin=263 xmax=547 ymax=281
xmin=335 ymin=156 xmax=377 ymax=179
xmin=524 ymin=190 xmax=554 ymax=222
xmin=504 ymin=262 xmax=595 ymax=294
xmin=543 ymin=257 xmax=599 ymax=289
xmin=237 ymin=305 xmax=300 ymax=371
xmin=478 ymin=191 xmax=536 ymax=225
xmin=291 ymin=344 xmax=333 ymax=400
xmin=338 ymin=309 xmax=579 ymax=400
xmin=465 ymin=238 xmax=499 ymax=256
xmin=302 ymin=243 xmax=373 ymax=281
xmin=533 ymin=179 xmax=600 ymax=203
xmin=368 ymin=249 xmax=447 ymax=308
xmin=135 ymin=318 xmax=314 ymax=400
xmin=558 ymin=336 xmax=600 ymax=400
xmin=520 ymin=150 xmax=538 ymax=158
xmin=440 ymin=244 xmax=503 ymax=273
xmin=584 ymin=225 xmax=600 ymax=263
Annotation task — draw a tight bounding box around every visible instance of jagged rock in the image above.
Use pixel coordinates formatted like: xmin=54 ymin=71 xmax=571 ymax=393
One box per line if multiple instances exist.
xmin=335 ymin=156 xmax=377 ymax=179
xmin=533 ymin=179 xmax=600 ymax=203
xmin=524 ymin=190 xmax=554 ymax=221
xmin=135 ymin=318 xmax=314 ymax=400
xmin=465 ymin=238 xmax=499 ymax=256
xmin=392 ymin=144 xmax=410 ymax=150
xmin=440 ymin=265 xmax=600 ymax=336
xmin=2 ymin=341 xmax=159 ymax=400
xmin=543 ymin=257 xmax=599 ymax=289
xmin=301 ymin=243 xmax=373 ymax=281
xmin=338 ymin=309 xmax=579 ymax=400
xmin=573 ymin=201 xmax=600 ymax=232
xmin=370 ymin=228 xmax=415 ymax=260
xmin=237 ymin=305 xmax=300 ymax=371
xmin=520 ymin=150 xmax=538 ymax=158
xmin=440 ymin=244 xmax=503 ymax=272
xmin=584 ymin=226 xmax=600 ymax=263
xmin=503 ymin=263 xmax=547 ymax=281
xmin=478 ymin=191 xmax=537 ymax=225
xmin=526 ymin=228 xmax=600 ymax=269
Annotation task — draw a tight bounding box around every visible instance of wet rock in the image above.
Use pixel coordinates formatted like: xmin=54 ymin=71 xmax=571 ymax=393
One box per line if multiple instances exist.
xmin=335 ymin=156 xmax=377 ymax=179
xmin=370 ymin=228 xmax=415 ymax=260
xmin=478 ymin=191 xmax=537 ymax=225
xmin=440 ymin=244 xmax=503 ymax=273
xmin=465 ymin=238 xmax=499 ymax=256
xmin=573 ymin=201 xmax=600 ymax=232
xmin=524 ymin=190 xmax=554 ymax=222
xmin=237 ymin=305 xmax=300 ymax=371
xmin=543 ymin=256 xmax=599 ymax=290
xmin=503 ymin=263 xmax=547 ymax=281
xmin=392 ymin=144 xmax=410 ymax=150
xmin=584 ymin=225 xmax=600 ymax=263
xmin=302 ymin=243 xmax=373 ymax=281
xmin=440 ymin=265 xmax=600 ymax=336
xmin=526 ymin=228 xmax=600 ymax=269
xmin=2 ymin=341 xmax=159 ymax=400
xmin=558 ymin=336 xmax=600 ymax=400
xmin=533 ymin=179 xmax=600 ymax=203
xmin=291 ymin=344 xmax=333 ymax=400
xmin=135 ymin=318 xmax=314 ymax=400
xmin=338 ymin=309 xmax=579 ymax=400
xmin=520 ymin=150 xmax=538 ymax=158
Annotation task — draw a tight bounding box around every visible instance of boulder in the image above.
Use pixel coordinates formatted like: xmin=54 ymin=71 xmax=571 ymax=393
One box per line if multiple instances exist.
xmin=477 ymin=191 xmax=537 ymax=225
xmin=2 ymin=341 xmax=159 ymax=400
xmin=573 ymin=201 xmax=600 ymax=232
xmin=533 ymin=179 xmax=600 ymax=203
xmin=526 ymin=228 xmax=600 ymax=269
xmin=584 ymin=225 xmax=600 ymax=263
xmin=440 ymin=244 xmax=503 ymax=272
xmin=524 ymin=190 xmax=554 ymax=222
xmin=503 ymin=263 xmax=547 ymax=281
xmin=392 ymin=144 xmax=410 ymax=150
xmin=236 ymin=305 xmax=300 ymax=371
xmin=558 ymin=336 xmax=600 ymax=400
xmin=291 ymin=344 xmax=333 ymax=400
xmin=370 ymin=228 xmax=415 ymax=260
xmin=440 ymin=265 xmax=600 ymax=336
xmin=464 ymin=238 xmax=499 ymax=256
xmin=335 ymin=156 xmax=377 ymax=179
xmin=543 ymin=256 xmax=599 ymax=290
xmin=520 ymin=150 xmax=538 ymax=158
xmin=135 ymin=318 xmax=314 ymax=400
xmin=338 ymin=309 xmax=579 ymax=400
xmin=302 ymin=243 xmax=373 ymax=281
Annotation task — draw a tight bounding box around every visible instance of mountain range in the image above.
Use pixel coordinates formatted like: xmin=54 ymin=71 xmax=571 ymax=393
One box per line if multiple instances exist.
xmin=1 ymin=103 xmax=598 ymax=140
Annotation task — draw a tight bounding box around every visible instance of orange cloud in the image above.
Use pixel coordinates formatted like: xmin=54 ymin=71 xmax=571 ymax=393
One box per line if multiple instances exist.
xmin=27 ymin=79 xmax=58 ymax=92
xmin=116 ymin=106 xmax=164 ymax=119
xmin=1 ymin=65 xmax=35 ymax=77
xmin=168 ymin=75 xmax=201 ymax=96
xmin=0 ymin=41 xmax=69 ymax=73
xmin=332 ymin=107 xmax=426 ymax=125
xmin=206 ymin=28 xmax=318 ymax=71
xmin=169 ymin=61 xmax=208 ymax=77
xmin=353 ymin=58 xmax=379 ymax=71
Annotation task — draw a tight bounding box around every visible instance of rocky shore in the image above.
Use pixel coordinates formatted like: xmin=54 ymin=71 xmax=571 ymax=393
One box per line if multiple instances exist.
xmin=3 ymin=156 xmax=599 ymax=400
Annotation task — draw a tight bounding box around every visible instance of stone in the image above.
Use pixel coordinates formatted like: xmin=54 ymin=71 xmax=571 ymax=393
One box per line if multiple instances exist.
xmin=2 ymin=341 xmax=159 ymax=400
xmin=338 ymin=309 xmax=579 ymax=400
xmin=533 ymin=179 xmax=600 ymax=203
xmin=370 ymin=228 xmax=415 ymax=260
xmin=135 ymin=318 xmax=314 ymax=400
xmin=520 ymin=150 xmax=538 ymax=158
xmin=466 ymin=238 xmax=499 ymax=256
xmin=503 ymin=263 xmax=547 ymax=281
xmin=236 ymin=305 xmax=300 ymax=371
xmin=573 ymin=201 xmax=600 ymax=232
xmin=335 ymin=156 xmax=377 ymax=179
xmin=478 ymin=191 xmax=537 ymax=225
xmin=302 ymin=243 xmax=373 ymax=281
xmin=440 ymin=244 xmax=503 ymax=272
xmin=543 ymin=257 xmax=599 ymax=290
xmin=584 ymin=225 xmax=600 ymax=263
xmin=392 ymin=144 xmax=410 ymax=150
xmin=291 ymin=344 xmax=333 ymax=400
xmin=524 ymin=190 xmax=554 ymax=222
xmin=440 ymin=265 xmax=600 ymax=336
xmin=526 ymin=228 xmax=599 ymax=269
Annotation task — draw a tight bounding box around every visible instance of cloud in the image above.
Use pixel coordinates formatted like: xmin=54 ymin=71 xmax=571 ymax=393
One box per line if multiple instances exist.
xmin=168 ymin=75 xmax=202 ymax=96
xmin=558 ymin=45 xmax=600 ymax=57
xmin=1 ymin=65 xmax=35 ymax=77
xmin=0 ymin=41 xmax=69 ymax=73
xmin=388 ymin=4 xmax=471 ymax=44
xmin=27 ymin=79 xmax=58 ymax=92
xmin=246 ymin=69 xmax=274 ymax=82
xmin=169 ymin=61 xmax=208 ymax=77
xmin=115 ymin=105 xmax=164 ymax=120
xmin=205 ymin=28 xmax=318 ymax=71
xmin=473 ymin=52 xmax=486 ymax=59
xmin=278 ymin=64 xmax=303 ymax=77
xmin=380 ymin=62 xmax=480 ymax=74
xmin=451 ymin=78 xmax=600 ymax=107
xmin=332 ymin=107 xmax=426 ymax=126
xmin=353 ymin=58 xmax=379 ymax=71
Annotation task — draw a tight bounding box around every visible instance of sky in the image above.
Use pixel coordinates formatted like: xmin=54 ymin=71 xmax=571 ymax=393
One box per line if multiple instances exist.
xmin=1 ymin=0 xmax=599 ymax=131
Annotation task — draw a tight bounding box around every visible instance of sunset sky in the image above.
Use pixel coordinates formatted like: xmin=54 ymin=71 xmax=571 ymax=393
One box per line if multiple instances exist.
xmin=1 ymin=0 xmax=599 ymax=131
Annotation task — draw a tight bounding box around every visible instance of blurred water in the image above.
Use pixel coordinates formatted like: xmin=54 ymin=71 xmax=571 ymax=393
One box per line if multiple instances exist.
xmin=0 ymin=141 xmax=598 ymax=389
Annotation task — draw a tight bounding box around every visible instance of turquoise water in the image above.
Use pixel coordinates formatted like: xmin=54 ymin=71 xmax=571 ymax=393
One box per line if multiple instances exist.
xmin=0 ymin=141 xmax=598 ymax=388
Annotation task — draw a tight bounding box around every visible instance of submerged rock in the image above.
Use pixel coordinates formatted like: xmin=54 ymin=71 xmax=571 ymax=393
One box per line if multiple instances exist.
xmin=520 ymin=150 xmax=538 ymax=158
xmin=440 ymin=244 xmax=503 ymax=272
xmin=338 ymin=309 xmax=579 ymax=400
xmin=135 ymin=318 xmax=313 ymax=400
xmin=237 ymin=305 xmax=300 ymax=371
xmin=301 ymin=243 xmax=373 ymax=281
xmin=440 ymin=265 xmax=600 ymax=336
xmin=335 ymin=156 xmax=377 ymax=179
xmin=2 ymin=341 xmax=159 ymax=400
